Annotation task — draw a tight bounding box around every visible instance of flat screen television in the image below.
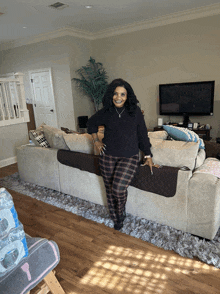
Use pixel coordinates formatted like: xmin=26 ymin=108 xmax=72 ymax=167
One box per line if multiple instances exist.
xmin=159 ymin=81 xmax=215 ymax=127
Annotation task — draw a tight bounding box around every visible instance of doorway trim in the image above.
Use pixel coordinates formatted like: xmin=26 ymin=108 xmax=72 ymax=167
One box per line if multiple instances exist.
xmin=28 ymin=67 xmax=58 ymax=128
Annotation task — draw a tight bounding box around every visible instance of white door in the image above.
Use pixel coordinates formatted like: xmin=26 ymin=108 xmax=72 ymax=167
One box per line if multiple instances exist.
xmin=29 ymin=68 xmax=58 ymax=128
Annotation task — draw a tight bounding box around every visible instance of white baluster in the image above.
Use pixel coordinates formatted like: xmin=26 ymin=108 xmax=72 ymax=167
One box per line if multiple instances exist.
xmin=14 ymin=72 xmax=29 ymax=122
xmin=0 ymin=72 xmax=29 ymax=126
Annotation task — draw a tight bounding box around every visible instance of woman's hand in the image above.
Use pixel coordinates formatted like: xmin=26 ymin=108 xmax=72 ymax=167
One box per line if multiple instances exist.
xmin=142 ymin=157 xmax=160 ymax=174
xmin=94 ymin=140 xmax=106 ymax=155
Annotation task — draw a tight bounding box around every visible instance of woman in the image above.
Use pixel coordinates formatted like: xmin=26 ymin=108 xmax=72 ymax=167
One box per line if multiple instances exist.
xmin=87 ymin=78 xmax=154 ymax=230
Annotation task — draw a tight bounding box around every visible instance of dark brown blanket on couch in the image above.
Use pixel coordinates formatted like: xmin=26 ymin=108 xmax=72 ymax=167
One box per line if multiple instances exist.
xmin=57 ymin=150 xmax=180 ymax=197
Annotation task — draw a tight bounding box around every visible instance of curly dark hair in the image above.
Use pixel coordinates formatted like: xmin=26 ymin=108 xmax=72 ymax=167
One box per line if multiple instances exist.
xmin=102 ymin=78 xmax=139 ymax=116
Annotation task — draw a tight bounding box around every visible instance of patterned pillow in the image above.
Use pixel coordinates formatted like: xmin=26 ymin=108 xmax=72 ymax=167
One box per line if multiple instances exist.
xmin=29 ymin=130 xmax=50 ymax=148
xmin=163 ymin=125 xmax=205 ymax=149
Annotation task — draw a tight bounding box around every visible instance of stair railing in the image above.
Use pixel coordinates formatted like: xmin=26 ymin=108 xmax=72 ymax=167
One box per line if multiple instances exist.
xmin=0 ymin=72 xmax=29 ymax=127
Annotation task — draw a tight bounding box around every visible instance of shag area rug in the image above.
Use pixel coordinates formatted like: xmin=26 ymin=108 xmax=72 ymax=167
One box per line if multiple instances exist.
xmin=1 ymin=172 xmax=220 ymax=268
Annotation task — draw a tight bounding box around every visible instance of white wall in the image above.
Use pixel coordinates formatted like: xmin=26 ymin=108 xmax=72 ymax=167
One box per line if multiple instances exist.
xmin=0 ymin=123 xmax=29 ymax=167
xmin=91 ymin=15 xmax=220 ymax=139
xmin=0 ymin=37 xmax=76 ymax=130
xmin=0 ymin=35 xmax=91 ymax=164
xmin=68 ymin=37 xmax=94 ymax=122
xmin=1 ymin=15 xmax=220 ymax=166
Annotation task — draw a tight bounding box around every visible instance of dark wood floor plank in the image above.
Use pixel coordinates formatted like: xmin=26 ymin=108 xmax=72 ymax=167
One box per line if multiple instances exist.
xmin=0 ymin=163 xmax=18 ymax=178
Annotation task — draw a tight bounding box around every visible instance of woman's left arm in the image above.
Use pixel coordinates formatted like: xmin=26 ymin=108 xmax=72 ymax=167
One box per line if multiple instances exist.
xmin=137 ymin=108 xmax=154 ymax=173
xmin=137 ymin=108 xmax=152 ymax=157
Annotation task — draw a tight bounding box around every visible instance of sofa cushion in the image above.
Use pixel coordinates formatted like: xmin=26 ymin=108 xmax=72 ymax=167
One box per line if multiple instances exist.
xmin=148 ymin=130 xmax=168 ymax=140
xmin=150 ymin=138 xmax=200 ymax=170
xmin=194 ymin=158 xmax=220 ymax=178
xmin=42 ymin=125 xmax=69 ymax=150
xmin=63 ymin=133 xmax=94 ymax=154
xmin=29 ymin=130 xmax=50 ymax=148
xmin=195 ymin=149 xmax=206 ymax=169
xmin=163 ymin=125 xmax=205 ymax=149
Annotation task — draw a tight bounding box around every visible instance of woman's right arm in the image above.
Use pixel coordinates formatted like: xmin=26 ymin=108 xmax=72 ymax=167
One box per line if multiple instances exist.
xmin=87 ymin=109 xmax=106 ymax=154
xmin=87 ymin=108 xmax=104 ymax=134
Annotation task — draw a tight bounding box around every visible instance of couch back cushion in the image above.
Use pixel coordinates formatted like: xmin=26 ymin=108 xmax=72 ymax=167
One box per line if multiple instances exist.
xmin=150 ymin=138 xmax=200 ymax=170
xmin=148 ymin=130 xmax=168 ymax=140
xmin=195 ymin=149 xmax=206 ymax=169
xmin=42 ymin=125 xmax=69 ymax=150
xmin=63 ymin=133 xmax=94 ymax=154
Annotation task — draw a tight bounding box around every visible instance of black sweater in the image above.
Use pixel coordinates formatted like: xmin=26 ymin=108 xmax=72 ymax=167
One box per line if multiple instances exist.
xmin=87 ymin=106 xmax=152 ymax=158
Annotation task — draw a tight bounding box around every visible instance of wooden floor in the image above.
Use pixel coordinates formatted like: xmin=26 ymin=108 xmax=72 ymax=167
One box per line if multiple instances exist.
xmin=1 ymin=164 xmax=220 ymax=294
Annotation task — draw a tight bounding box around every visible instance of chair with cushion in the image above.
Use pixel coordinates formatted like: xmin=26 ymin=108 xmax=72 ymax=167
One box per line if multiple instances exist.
xmin=0 ymin=234 xmax=65 ymax=294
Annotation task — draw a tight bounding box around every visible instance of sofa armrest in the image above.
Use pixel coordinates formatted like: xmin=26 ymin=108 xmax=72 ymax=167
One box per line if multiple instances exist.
xmin=16 ymin=145 xmax=61 ymax=192
xmin=187 ymin=171 xmax=220 ymax=240
xmin=127 ymin=169 xmax=192 ymax=233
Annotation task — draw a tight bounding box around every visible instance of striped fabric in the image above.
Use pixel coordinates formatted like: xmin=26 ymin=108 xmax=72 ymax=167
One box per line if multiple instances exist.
xmin=99 ymin=154 xmax=139 ymax=223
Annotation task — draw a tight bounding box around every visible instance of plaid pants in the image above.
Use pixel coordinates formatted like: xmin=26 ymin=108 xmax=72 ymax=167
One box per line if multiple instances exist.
xmin=99 ymin=153 xmax=139 ymax=223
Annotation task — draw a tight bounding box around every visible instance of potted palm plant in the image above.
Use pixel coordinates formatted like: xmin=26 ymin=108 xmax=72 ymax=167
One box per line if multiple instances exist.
xmin=72 ymin=57 xmax=108 ymax=112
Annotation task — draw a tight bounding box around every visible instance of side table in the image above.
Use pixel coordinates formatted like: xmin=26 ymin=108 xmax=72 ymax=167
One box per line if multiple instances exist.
xmin=193 ymin=128 xmax=211 ymax=141
xmin=204 ymin=141 xmax=220 ymax=158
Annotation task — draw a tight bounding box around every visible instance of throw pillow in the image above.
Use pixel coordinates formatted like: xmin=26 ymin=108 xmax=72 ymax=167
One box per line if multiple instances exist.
xmin=150 ymin=138 xmax=200 ymax=170
xmin=163 ymin=125 xmax=205 ymax=149
xmin=187 ymin=129 xmax=205 ymax=149
xmin=29 ymin=130 xmax=50 ymax=148
xmin=63 ymin=133 xmax=94 ymax=154
xmin=42 ymin=125 xmax=69 ymax=150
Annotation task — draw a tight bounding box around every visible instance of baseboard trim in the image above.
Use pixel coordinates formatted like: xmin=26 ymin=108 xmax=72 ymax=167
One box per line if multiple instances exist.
xmin=0 ymin=156 xmax=17 ymax=168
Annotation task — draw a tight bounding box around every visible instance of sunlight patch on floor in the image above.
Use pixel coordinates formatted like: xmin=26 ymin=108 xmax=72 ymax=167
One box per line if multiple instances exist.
xmin=79 ymin=245 xmax=217 ymax=293
xmin=80 ymin=245 xmax=167 ymax=293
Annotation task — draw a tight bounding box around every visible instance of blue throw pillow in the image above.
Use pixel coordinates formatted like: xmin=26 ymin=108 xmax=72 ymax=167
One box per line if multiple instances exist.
xmin=162 ymin=125 xmax=205 ymax=149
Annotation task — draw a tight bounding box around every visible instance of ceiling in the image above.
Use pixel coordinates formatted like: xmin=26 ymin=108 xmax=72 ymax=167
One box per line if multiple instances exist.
xmin=1 ymin=0 xmax=220 ymax=47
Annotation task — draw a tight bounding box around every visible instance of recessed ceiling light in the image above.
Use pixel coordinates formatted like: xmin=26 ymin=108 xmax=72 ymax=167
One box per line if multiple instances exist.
xmin=85 ymin=5 xmax=93 ymax=9
xmin=23 ymin=26 xmax=27 ymax=29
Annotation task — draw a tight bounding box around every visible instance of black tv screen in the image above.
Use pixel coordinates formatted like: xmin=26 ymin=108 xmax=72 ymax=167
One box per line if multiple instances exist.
xmin=159 ymin=81 xmax=215 ymax=116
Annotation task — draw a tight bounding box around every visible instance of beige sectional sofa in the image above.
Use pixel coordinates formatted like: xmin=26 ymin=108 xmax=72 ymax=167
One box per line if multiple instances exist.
xmin=16 ymin=125 xmax=220 ymax=240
